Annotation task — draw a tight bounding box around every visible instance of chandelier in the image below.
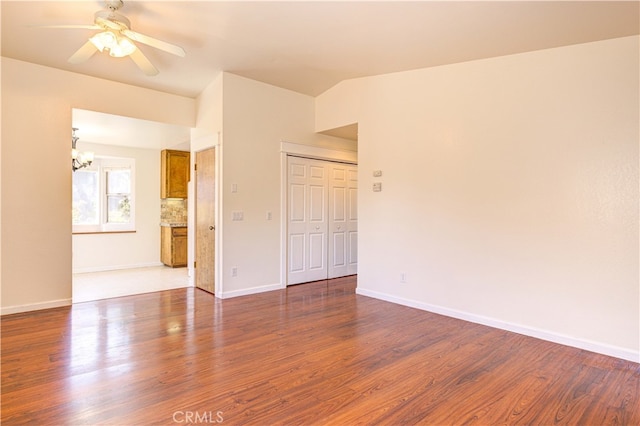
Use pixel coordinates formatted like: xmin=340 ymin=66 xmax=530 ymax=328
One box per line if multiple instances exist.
xmin=71 ymin=128 xmax=94 ymax=172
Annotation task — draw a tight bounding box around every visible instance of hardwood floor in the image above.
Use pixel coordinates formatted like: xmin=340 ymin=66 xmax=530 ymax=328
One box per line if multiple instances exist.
xmin=2 ymin=276 xmax=638 ymax=425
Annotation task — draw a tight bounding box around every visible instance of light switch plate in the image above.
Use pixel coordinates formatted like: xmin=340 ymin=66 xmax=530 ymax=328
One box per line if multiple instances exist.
xmin=373 ymin=170 xmax=383 ymax=177
xmin=373 ymin=182 xmax=382 ymax=192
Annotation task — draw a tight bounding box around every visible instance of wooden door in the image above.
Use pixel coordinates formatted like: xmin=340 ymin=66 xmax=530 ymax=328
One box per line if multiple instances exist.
xmin=287 ymin=156 xmax=328 ymax=285
xmin=328 ymin=163 xmax=358 ymax=278
xmin=195 ymin=148 xmax=215 ymax=293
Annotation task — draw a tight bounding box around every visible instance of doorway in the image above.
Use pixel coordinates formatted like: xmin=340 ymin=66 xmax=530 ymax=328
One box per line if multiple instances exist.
xmin=195 ymin=148 xmax=216 ymax=293
xmin=71 ymin=108 xmax=192 ymax=303
xmin=286 ymin=156 xmax=358 ymax=285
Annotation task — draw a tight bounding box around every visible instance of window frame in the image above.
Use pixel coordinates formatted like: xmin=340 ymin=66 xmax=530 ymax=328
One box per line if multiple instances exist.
xmin=72 ymin=156 xmax=136 ymax=234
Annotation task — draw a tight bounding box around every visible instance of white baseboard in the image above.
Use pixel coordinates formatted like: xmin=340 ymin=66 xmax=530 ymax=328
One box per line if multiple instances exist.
xmin=1 ymin=298 xmax=72 ymax=316
xmin=356 ymin=287 xmax=639 ymax=364
xmin=73 ymin=262 xmax=164 ymax=274
xmin=218 ymin=283 xmax=282 ymax=299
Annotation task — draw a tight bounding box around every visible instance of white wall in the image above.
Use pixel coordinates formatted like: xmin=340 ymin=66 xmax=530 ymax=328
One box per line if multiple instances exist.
xmin=1 ymin=58 xmax=195 ymax=314
xmin=192 ymin=73 xmax=223 ymax=148
xmin=317 ymin=36 xmax=639 ymax=361
xmin=219 ymin=73 xmax=356 ymax=297
xmin=315 ymin=77 xmax=363 ymax=133
xmin=72 ymin=142 xmax=162 ymax=273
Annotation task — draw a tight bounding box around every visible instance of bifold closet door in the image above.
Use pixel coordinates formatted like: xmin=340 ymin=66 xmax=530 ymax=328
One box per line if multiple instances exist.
xmin=287 ymin=157 xmax=329 ymax=285
xmin=287 ymin=156 xmax=358 ymax=285
xmin=328 ymin=163 xmax=358 ymax=278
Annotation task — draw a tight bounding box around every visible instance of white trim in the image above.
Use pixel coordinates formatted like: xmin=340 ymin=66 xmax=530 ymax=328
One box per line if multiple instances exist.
xmin=187 ymin=153 xmax=195 ymax=288
xmin=215 ymin=133 xmax=223 ymax=297
xmin=72 ymin=262 xmax=164 ymax=274
xmin=356 ymin=287 xmax=640 ymax=363
xmin=1 ymin=298 xmax=72 ymax=316
xmin=218 ymin=283 xmax=281 ymax=299
xmin=279 ymin=150 xmax=288 ymax=290
xmin=280 ymin=141 xmax=357 ymax=163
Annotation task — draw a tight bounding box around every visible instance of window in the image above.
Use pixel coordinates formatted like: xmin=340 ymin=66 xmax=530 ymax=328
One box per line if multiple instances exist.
xmin=72 ymin=157 xmax=135 ymax=233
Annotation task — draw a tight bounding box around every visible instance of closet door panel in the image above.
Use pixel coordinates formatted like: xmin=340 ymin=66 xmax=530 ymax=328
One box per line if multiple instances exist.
xmin=287 ymin=157 xmax=328 ymax=284
xmin=328 ymin=163 xmax=358 ymax=279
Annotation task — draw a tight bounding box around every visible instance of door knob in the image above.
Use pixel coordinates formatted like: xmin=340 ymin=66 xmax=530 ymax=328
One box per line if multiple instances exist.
xmin=209 ymin=226 xmax=215 ymax=230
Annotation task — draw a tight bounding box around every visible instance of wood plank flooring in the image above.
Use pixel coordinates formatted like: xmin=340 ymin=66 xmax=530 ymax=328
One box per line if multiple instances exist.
xmin=2 ymin=276 xmax=639 ymax=425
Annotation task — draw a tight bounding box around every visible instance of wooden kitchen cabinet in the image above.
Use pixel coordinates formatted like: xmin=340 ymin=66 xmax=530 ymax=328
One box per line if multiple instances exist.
xmin=161 ymin=226 xmax=187 ymax=267
xmin=161 ymin=149 xmax=190 ymax=198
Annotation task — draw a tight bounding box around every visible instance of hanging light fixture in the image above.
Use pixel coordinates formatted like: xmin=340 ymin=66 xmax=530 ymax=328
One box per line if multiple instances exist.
xmin=89 ymin=30 xmax=137 ymax=58
xmin=71 ymin=127 xmax=94 ymax=172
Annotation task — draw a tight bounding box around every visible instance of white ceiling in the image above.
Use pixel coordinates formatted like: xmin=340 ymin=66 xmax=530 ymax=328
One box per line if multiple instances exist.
xmin=2 ymin=1 xmax=638 ymax=148
xmin=72 ymin=108 xmax=191 ymax=150
xmin=2 ymin=1 xmax=638 ymax=99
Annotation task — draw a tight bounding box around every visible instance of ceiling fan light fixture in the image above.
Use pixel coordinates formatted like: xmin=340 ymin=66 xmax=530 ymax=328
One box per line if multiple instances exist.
xmin=89 ymin=31 xmax=136 ymax=57
xmin=110 ymin=36 xmax=136 ymax=57
xmin=89 ymin=31 xmax=114 ymax=51
xmin=52 ymin=0 xmax=184 ymax=74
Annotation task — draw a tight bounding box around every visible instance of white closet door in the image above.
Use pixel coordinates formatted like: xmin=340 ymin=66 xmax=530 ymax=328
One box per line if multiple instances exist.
xmin=287 ymin=157 xmax=328 ymax=284
xmin=287 ymin=156 xmax=358 ymax=285
xmin=328 ymin=163 xmax=358 ymax=278
xmin=346 ymin=166 xmax=358 ymax=276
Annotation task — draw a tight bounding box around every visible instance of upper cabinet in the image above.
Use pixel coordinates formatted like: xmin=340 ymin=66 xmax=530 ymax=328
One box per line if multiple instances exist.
xmin=161 ymin=149 xmax=190 ymax=199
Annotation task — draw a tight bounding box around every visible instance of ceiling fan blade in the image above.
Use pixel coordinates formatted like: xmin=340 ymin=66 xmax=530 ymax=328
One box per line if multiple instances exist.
xmin=33 ymin=24 xmax=101 ymax=30
xmin=129 ymin=48 xmax=159 ymax=76
xmin=122 ymin=29 xmax=185 ymax=57
xmin=68 ymin=40 xmax=99 ymax=64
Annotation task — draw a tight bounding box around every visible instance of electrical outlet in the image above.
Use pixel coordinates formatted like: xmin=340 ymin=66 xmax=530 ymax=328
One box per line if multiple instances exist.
xmin=266 ymin=211 xmax=272 ymax=220
xmin=231 ymin=267 xmax=238 ymax=277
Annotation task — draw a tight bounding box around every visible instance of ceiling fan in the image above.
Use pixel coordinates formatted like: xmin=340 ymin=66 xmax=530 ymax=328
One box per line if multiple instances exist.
xmin=40 ymin=0 xmax=185 ymax=76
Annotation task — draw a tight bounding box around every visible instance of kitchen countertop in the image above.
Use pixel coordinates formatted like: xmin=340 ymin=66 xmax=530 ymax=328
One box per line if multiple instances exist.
xmin=160 ymin=222 xmax=187 ymax=227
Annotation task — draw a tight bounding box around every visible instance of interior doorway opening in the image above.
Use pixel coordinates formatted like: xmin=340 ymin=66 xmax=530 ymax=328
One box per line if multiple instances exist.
xmin=71 ymin=108 xmax=191 ymax=303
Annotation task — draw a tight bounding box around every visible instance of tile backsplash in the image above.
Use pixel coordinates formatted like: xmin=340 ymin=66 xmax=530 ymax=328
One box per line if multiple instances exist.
xmin=161 ymin=199 xmax=188 ymax=223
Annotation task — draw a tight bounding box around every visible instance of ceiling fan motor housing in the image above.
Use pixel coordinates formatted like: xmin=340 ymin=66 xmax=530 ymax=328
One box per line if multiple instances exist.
xmin=95 ymin=10 xmax=130 ymax=30
xmin=105 ymin=0 xmax=124 ymax=11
